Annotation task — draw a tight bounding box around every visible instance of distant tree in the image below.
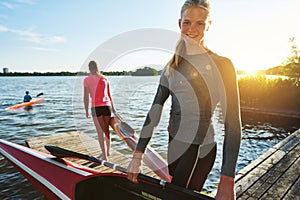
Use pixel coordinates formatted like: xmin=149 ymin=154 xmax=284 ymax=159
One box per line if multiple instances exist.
xmin=284 ymin=37 xmax=300 ymax=65
xmin=131 ymin=67 xmax=158 ymax=76
xmin=266 ymin=37 xmax=300 ymax=77
xmin=282 ymin=37 xmax=300 ymax=77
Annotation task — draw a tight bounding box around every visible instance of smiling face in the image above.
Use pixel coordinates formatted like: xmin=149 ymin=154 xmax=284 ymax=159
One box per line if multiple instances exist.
xmin=179 ymin=6 xmax=210 ymax=46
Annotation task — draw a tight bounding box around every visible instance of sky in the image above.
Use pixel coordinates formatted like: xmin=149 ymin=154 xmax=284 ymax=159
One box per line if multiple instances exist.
xmin=0 ymin=0 xmax=300 ymax=73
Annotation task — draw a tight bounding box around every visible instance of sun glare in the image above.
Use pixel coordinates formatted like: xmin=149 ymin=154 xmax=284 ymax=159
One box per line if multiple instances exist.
xmin=245 ymin=69 xmax=258 ymax=75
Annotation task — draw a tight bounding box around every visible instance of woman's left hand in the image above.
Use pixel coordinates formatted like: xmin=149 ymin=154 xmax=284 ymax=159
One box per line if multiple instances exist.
xmin=127 ymin=151 xmax=143 ymax=183
xmin=215 ymin=175 xmax=236 ymax=200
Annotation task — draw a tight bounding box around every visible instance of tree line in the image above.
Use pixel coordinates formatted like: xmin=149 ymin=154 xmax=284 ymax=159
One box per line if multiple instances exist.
xmin=0 ymin=67 xmax=159 ymax=76
xmin=265 ymin=37 xmax=300 ymax=77
xmin=1 ymin=37 xmax=299 ymax=77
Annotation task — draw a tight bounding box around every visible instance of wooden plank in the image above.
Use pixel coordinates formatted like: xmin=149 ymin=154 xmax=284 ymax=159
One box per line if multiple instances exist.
xmin=236 ymin=149 xmax=286 ymax=197
xmin=260 ymin=157 xmax=300 ymax=199
xmin=236 ymin=147 xmax=276 ymax=177
xmin=236 ymin=130 xmax=299 ymax=181
xmin=205 ymin=130 xmax=300 ymax=199
xmin=282 ymin=176 xmax=300 ymax=199
xmin=242 ymin=140 xmax=300 ymax=199
xmin=235 ymin=129 xmax=300 ymax=199
xmin=26 ymin=131 xmax=160 ymax=178
xmin=273 ymin=133 xmax=299 ymax=152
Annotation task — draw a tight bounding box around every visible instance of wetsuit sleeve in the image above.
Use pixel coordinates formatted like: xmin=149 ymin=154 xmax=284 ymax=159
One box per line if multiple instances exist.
xmin=135 ymin=73 xmax=170 ymax=152
xmin=220 ymin=58 xmax=242 ymax=178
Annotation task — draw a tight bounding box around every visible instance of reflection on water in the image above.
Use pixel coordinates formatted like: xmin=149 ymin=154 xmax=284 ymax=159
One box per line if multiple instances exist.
xmin=0 ymin=76 xmax=293 ymax=199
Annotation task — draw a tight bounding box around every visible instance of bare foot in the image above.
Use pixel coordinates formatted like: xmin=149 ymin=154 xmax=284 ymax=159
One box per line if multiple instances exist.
xmin=96 ymin=153 xmax=103 ymax=160
xmin=97 ymin=153 xmax=109 ymax=161
xmin=102 ymin=156 xmax=108 ymax=161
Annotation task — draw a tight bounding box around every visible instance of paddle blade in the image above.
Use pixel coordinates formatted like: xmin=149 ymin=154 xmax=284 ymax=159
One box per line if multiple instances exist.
xmin=113 ymin=112 xmax=135 ymax=137
xmin=120 ymin=122 xmax=135 ymax=137
xmin=36 ymin=92 xmax=44 ymax=97
xmin=45 ymin=145 xmax=98 ymax=163
xmin=45 ymin=145 xmax=127 ymax=173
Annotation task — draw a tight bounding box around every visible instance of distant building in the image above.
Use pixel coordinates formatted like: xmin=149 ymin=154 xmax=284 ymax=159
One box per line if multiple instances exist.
xmin=3 ymin=67 xmax=9 ymax=73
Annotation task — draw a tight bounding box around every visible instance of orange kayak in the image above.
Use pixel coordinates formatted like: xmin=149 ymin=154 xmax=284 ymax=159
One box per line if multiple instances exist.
xmin=5 ymin=97 xmax=45 ymax=110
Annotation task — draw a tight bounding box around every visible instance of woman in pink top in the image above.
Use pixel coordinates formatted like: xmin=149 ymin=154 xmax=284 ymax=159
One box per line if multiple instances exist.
xmin=84 ymin=60 xmax=115 ymax=161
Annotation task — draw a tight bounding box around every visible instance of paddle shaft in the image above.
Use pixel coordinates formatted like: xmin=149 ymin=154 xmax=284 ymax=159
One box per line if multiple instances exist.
xmin=44 ymin=145 xmax=214 ymax=200
xmin=36 ymin=92 xmax=44 ymax=97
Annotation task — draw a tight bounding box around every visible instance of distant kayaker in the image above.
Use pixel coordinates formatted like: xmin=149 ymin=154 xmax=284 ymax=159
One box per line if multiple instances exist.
xmin=23 ymin=91 xmax=32 ymax=102
xmin=127 ymin=0 xmax=242 ymax=199
xmin=83 ymin=60 xmax=117 ymax=161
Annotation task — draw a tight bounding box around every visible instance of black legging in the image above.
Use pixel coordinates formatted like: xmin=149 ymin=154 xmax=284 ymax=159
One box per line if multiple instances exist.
xmin=168 ymin=137 xmax=216 ymax=191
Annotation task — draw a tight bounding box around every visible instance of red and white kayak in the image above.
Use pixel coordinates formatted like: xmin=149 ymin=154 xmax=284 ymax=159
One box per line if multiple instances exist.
xmin=0 ymin=139 xmax=213 ymax=200
xmin=0 ymin=139 xmax=96 ymax=199
xmin=5 ymin=97 xmax=45 ymax=110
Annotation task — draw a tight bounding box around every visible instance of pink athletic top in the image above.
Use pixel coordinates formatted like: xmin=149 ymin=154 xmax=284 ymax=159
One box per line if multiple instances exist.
xmin=84 ymin=75 xmax=112 ymax=107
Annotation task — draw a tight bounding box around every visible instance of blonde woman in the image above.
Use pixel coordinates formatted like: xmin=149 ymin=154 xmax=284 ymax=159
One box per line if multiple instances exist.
xmin=127 ymin=0 xmax=242 ymax=199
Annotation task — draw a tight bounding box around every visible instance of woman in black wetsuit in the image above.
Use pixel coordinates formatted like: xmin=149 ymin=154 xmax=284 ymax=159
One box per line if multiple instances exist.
xmin=127 ymin=1 xmax=242 ymax=199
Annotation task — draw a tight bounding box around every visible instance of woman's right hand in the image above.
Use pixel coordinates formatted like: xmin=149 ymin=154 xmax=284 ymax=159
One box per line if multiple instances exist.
xmin=127 ymin=152 xmax=143 ymax=183
xmin=215 ymin=175 xmax=236 ymax=200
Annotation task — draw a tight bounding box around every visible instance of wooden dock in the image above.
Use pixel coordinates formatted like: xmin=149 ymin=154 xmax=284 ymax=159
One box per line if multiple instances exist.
xmin=26 ymin=129 xmax=300 ymax=199
xmin=241 ymin=107 xmax=300 ymax=122
xmin=230 ymin=129 xmax=300 ymax=200
xmin=26 ymin=131 xmax=159 ymax=178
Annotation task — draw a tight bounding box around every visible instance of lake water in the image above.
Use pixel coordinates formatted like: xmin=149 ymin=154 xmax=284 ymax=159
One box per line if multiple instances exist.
xmin=0 ymin=76 xmax=292 ymax=199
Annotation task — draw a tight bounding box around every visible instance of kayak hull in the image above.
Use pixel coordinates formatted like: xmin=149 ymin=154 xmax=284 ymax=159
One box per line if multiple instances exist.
xmin=0 ymin=139 xmax=95 ymax=199
xmin=75 ymin=174 xmax=206 ymax=200
xmin=0 ymin=139 xmax=213 ymax=200
xmin=5 ymin=97 xmax=45 ymax=110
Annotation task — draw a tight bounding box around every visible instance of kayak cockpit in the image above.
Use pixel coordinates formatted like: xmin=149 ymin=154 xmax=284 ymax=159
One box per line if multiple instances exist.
xmin=74 ymin=174 xmax=206 ymax=200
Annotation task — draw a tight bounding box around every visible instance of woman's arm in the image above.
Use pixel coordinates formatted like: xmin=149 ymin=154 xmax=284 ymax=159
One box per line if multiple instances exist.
xmin=135 ymin=83 xmax=170 ymax=152
xmin=128 ymin=74 xmax=170 ymax=182
xmin=84 ymin=86 xmax=90 ymax=118
xmin=217 ymin=58 xmax=242 ymax=200
xmin=221 ymin=58 xmax=242 ymax=178
xmin=107 ymin=80 xmax=116 ymax=113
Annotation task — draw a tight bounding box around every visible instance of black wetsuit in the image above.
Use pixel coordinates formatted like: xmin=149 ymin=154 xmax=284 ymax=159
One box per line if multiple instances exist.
xmin=136 ymin=51 xmax=242 ymax=190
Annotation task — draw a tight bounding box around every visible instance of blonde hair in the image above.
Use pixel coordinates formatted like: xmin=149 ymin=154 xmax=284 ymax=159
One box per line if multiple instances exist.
xmin=88 ymin=60 xmax=101 ymax=75
xmin=181 ymin=0 xmax=211 ymax=15
xmin=166 ymin=0 xmax=211 ymax=76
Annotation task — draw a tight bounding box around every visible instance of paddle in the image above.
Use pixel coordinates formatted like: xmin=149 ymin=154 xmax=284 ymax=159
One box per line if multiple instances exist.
xmin=45 ymin=145 xmax=214 ymax=200
xmin=36 ymin=92 xmax=44 ymax=97
xmin=113 ymin=112 xmax=135 ymax=137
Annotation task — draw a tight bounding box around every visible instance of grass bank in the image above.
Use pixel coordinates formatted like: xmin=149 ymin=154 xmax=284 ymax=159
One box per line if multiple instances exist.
xmin=238 ymin=75 xmax=300 ymax=111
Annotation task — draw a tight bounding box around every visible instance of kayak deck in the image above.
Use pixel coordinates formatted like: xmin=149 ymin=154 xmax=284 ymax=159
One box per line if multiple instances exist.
xmin=5 ymin=97 xmax=45 ymax=110
xmin=26 ymin=131 xmax=158 ymax=178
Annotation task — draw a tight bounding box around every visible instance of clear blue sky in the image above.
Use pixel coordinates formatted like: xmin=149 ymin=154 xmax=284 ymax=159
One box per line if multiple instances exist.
xmin=1 ymin=0 xmax=299 ymax=72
